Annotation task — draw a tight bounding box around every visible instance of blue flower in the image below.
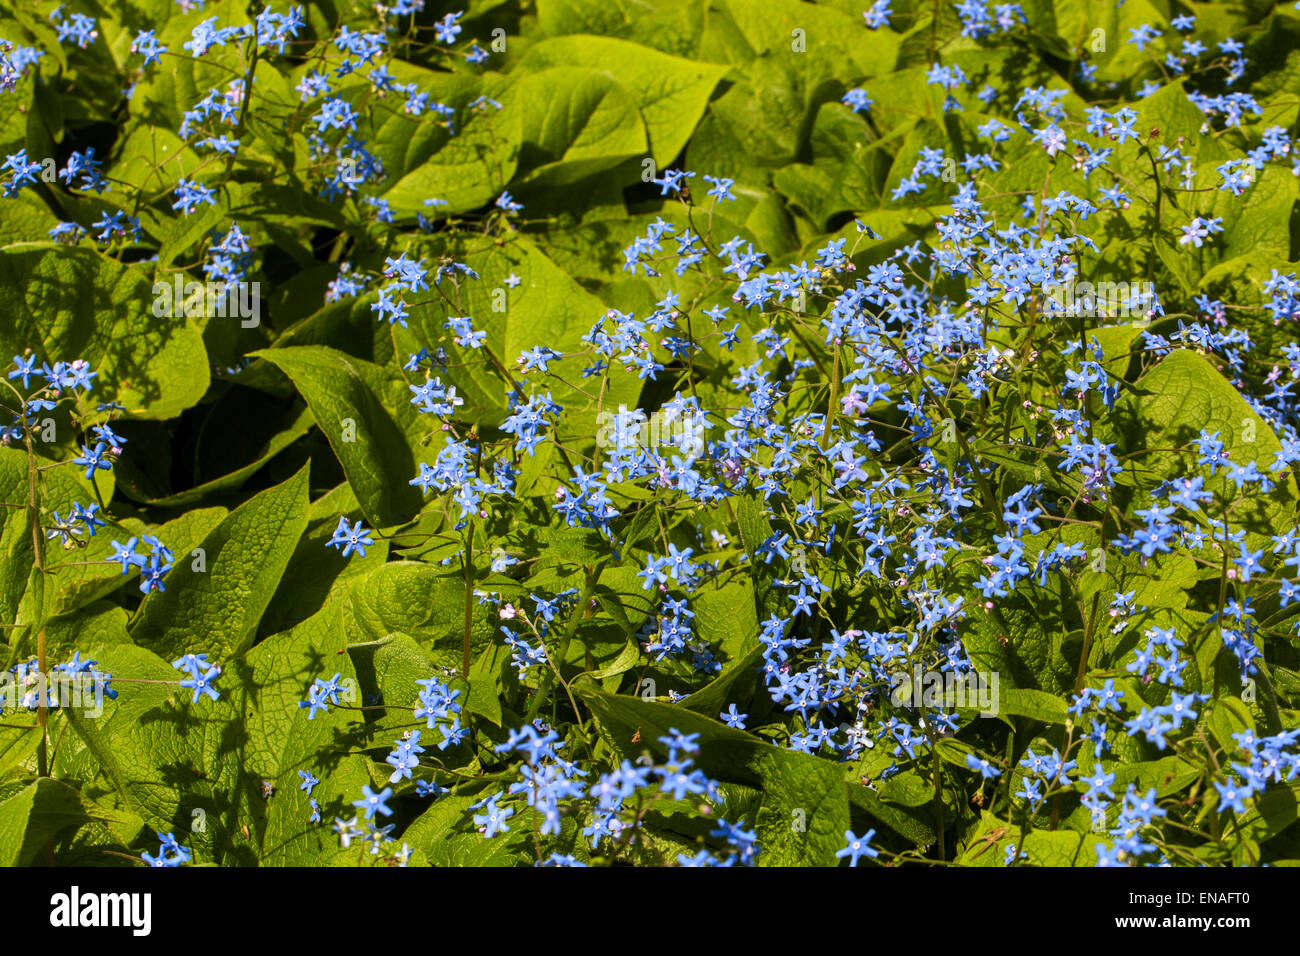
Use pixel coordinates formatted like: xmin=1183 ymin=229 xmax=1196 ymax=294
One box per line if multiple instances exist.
xmin=836 ymin=829 xmax=878 ymax=866
xmin=352 ymin=785 xmax=394 ymax=821
xmin=327 ymin=516 xmax=374 ymax=558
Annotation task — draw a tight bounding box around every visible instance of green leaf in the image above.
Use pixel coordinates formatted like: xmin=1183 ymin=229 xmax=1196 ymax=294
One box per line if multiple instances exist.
xmin=1154 ymin=236 xmax=1195 ymax=297
xmin=125 ymin=0 xmax=251 ymax=131
xmin=258 ymin=513 xmax=389 ymax=638
xmin=1115 ymin=349 xmax=1298 ymax=549
xmin=129 ymin=464 xmax=311 ymax=659
xmin=734 ymin=492 xmax=773 ymax=562
xmin=537 ymin=525 xmax=607 ymax=564
xmin=42 ymin=604 xmax=133 ymax=666
xmin=1238 ymin=782 xmax=1300 ymax=842
xmin=0 ymin=723 xmax=39 ymax=781
xmin=57 ymin=612 xmax=367 ymax=864
xmin=362 ymin=65 xmax=501 ymax=187
xmin=383 ymin=79 xmax=522 ymax=216
xmin=586 ymin=639 xmax=641 ymax=680
xmin=0 ymin=449 xmax=38 ymax=626
xmin=957 ymin=810 xmax=1104 ymax=867
xmin=535 ymin=0 xmax=623 ymax=35
xmin=1207 ymin=697 xmax=1255 ymax=755
xmin=576 ymin=686 xmax=856 ymax=861
xmin=0 ymin=447 xmax=127 ymax=620
xmin=693 ymin=578 xmax=757 ymax=661
xmin=246 ymin=606 xmax=370 ymax=865
xmin=0 ymin=192 xmax=61 ymax=245
xmin=682 ymin=644 xmax=763 ymax=717
xmin=55 ymin=646 xmax=223 ymax=835
xmin=64 ymin=707 xmax=140 ymax=818
xmin=153 ymin=181 xmax=251 ymax=267
xmin=844 ymin=781 xmax=936 ymax=846
xmin=512 ymin=68 xmax=648 ymax=187
xmin=348 ymin=560 xmax=477 ymax=639
xmin=1112 ymin=753 xmax=1203 ymax=799
xmin=403 ymin=792 xmax=534 ymax=866
xmin=402 ymin=235 xmax=637 ymax=415
xmin=751 ymin=746 xmax=851 ymax=866
xmin=467 ymin=641 xmax=508 ymax=726
xmin=0 ymin=244 xmax=209 ymax=419
xmin=681 ymin=578 xmax=761 ymax=715
xmin=0 ymin=777 xmax=95 ymax=866
xmin=350 ymin=632 xmax=438 ymax=710
xmin=518 ymin=36 xmax=728 ymax=167
xmin=255 ymin=346 xmax=423 ymax=528
xmin=991 ymin=688 xmax=1069 ymax=725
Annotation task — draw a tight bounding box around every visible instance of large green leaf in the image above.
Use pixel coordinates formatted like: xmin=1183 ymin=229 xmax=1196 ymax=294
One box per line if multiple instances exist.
xmin=248 ymin=606 xmax=372 ymax=866
xmin=403 ymin=791 xmax=534 ymax=866
xmin=125 ymin=0 xmax=251 ymax=132
xmin=365 ymin=66 xmax=510 ymax=188
xmin=0 ymin=446 xmax=130 ymax=622
xmin=577 ymin=686 xmax=852 ymax=863
xmin=129 ymin=465 xmax=311 ymax=659
xmin=957 ymin=810 xmax=1104 ymax=867
xmin=1114 ymin=349 xmax=1298 ymax=547
xmin=0 ymin=778 xmax=103 ymax=866
xmin=256 ymin=346 xmax=423 ymax=528
xmin=382 ymin=80 xmax=523 ymax=216
xmin=0 ymin=244 xmax=209 ymax=419
xmin=512 ymin=67 xmax=648 ymax=187
xmin=518 ymin=36 xmax=728 ymax=167
xmin=57 ymin=605 xmax=368 ymax=863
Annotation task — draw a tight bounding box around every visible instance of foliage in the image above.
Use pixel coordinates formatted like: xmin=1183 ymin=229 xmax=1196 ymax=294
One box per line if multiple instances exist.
xmin=2 ymin=0 xmax=1300 ymax=868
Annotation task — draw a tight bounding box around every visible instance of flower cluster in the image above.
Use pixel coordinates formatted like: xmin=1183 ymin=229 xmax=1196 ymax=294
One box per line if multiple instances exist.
xmin=8 ymin=0 xmax=1300 ymax=871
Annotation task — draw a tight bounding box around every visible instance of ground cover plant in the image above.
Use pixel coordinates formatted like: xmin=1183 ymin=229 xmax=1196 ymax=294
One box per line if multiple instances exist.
xmin=1 ymin=0 xmax=1300 ymax=869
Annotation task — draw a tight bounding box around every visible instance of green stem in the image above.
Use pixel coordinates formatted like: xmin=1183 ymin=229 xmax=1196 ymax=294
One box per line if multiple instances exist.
xmin=523 ymin=561 xmax=604 ymax=725
xmin=462 ymin=521 xmax=474 ymax=679
xmin=822 ymin=342 xmax=841 ymax=449
xmin=24 ymin=424 xmax=47 ymax=778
